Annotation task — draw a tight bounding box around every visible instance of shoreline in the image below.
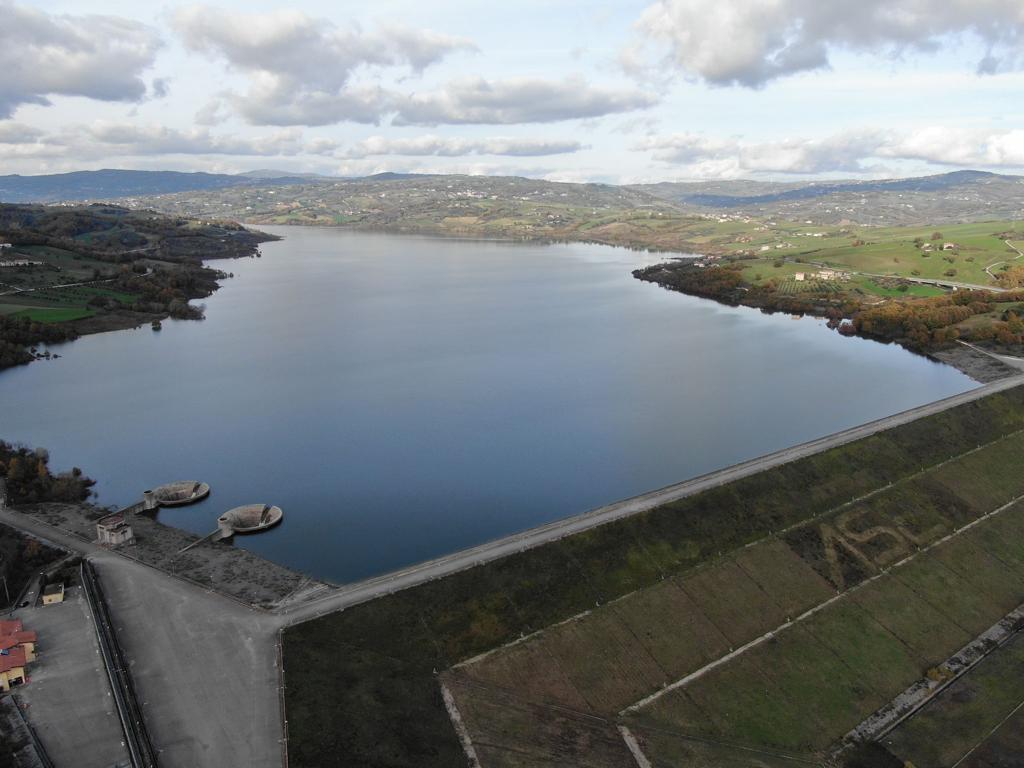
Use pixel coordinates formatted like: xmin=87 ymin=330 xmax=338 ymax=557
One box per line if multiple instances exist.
xmin=8 ymin=234 xmax=277 ymax=370
xmin=3 ymin=371 xmax=1022 ymax=620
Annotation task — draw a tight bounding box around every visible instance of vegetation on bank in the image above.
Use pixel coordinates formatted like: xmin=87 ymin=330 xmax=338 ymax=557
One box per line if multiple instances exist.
xmin=0 ymin=441 xmax=82 ymax=609
xmin=0 ymin=441 xmax=94 ymax=505
xmin=0 ymin=203 xmax=274 ymax=370
xmin=282 ymin=385 xmax=1024 ymax=768
xmin=634 ymin=259 xmax=1024 ymax=353
xmin=0 ymin=521 xmax=65 ymax=610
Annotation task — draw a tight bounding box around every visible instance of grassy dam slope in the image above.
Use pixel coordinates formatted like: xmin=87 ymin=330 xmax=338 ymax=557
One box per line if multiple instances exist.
xmin=283 ymin=385 xmax=1024 ymax=767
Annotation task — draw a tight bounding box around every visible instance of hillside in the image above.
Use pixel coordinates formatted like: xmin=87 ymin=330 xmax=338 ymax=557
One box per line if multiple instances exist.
xmin=0 ymin=169 xmax=312 ymax=203
xmin=633 ymin=170 xmax=1024 ymax=225
xmin=0 ymin=203 xmax=273 ymax=368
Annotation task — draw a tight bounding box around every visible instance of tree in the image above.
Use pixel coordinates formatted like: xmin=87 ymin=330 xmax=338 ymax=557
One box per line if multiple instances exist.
xmin=931 ymin=231 xmax=943 ymax=241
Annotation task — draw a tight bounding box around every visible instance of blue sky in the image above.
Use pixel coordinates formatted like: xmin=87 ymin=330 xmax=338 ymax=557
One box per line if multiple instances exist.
xmin=3 ymin=0 xmax=1024 ymax=181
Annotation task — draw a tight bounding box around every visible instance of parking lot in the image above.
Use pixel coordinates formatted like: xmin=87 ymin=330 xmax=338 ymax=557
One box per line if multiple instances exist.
xmin=12 ymin=586 xmax=129 ymax=768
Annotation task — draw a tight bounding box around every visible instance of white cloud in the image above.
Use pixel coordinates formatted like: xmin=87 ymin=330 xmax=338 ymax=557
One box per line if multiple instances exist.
xmin=883 ymin=127 xmax=1024 ymax=167
xmin=635 ymin=126 xmax=1024 ymax=177
xmin=392 ymin=76 xmax=657 ymax=125
xmin=0 ymin=1 xmax=162 ymax=118
xmin=0 ymin=122 xmax=340 ymax=165
xmin=172 ymin=5 xmax=475 ymax=126
xmin=83 ymin=123 xmax=315 ymax=157
xmin=0 ymin=122 xmax=46 ymax=144
xmin=347 ymin=135 xmax=584 ymax=158
xmin=629 ymin=0 xmax=1024 ymax=87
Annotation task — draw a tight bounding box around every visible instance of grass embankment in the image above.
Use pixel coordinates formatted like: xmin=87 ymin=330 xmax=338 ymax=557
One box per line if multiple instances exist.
xmin=450 ymin=427 xmax=1024 ymax=764
xmin=630 ymin=500 xmax=1024 ymax=759
xmin=283 ymin=386 xmax=1024 ymax=768
xmin=884 ymin=619 xmax=1024 ymax=766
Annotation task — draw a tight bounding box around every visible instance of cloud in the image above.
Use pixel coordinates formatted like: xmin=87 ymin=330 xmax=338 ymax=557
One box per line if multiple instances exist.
xmin=0 ymin=2 xmax=162 ymax=118
xmin=83 ymin=123 xmax=317 ymax=157
xmin=172 ymin=5 xmax=475 ymax=126
xmin=392 ymin=76 xmax=658 ymax=125
xmin=628 ymin=0 xmax=1024 ymax=87
xmin=346 ymin=135 xmax=584 ymax=158
xmin=0 ymin=122 xmax=340 ymax=165
xmin=0 ymin=122 xmax=46 ymax=144
xmin=882 ymin=127 xmax=1024 ymax=168
xmin=635 ymin=126 xmax=1024 ymax=177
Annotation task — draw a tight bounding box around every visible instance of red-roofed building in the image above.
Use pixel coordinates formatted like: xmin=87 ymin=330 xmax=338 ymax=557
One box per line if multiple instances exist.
xmin=0 ymin=645 xmax=27 ymax=691
xmin=0 ymin=618 xmax=37 ymax=689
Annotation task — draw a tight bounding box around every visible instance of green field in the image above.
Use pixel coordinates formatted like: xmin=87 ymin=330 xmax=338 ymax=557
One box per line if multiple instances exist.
xmin=282 ymin=386 xmax=1024 ymax=768
xmin=729 ymin=221 xmax=1022 ymax=288
xmin=10 ymin=306 xmax=95 ymax=323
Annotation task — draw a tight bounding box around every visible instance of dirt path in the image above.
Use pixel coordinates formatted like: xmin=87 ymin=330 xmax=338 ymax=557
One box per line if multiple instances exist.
xmin=984 ymin=239 xmax=1024 ymax=280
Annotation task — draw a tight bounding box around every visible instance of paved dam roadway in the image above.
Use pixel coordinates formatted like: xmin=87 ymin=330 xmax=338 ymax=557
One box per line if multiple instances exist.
xmin=277 ymin=372 xmax=1024 ymax=626
xmin=3 ymin=372 xmax=1024 ymax=768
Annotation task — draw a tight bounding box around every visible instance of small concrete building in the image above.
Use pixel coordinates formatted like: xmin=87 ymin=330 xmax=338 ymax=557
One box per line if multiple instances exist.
xmin=96 ymin=512 xmax=135 ymax=547
xmin=943 ymin=242 xmax=957 ymax=251
xmin=794 ymin=272 xmax=806 ymax=281
xmin=41 ymin=583 xmax=65 ymax=605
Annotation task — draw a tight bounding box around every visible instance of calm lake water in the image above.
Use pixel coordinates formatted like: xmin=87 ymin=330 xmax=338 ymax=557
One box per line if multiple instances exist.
xmin=0 ymin=227 xmax=976 ymax=583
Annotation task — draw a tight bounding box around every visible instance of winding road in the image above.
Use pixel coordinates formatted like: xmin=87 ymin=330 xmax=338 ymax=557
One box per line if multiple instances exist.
xmin=984 ymin=240 xmax=1024 ymax=281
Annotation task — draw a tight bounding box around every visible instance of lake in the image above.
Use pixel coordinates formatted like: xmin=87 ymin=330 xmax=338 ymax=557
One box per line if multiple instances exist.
xmin=0 ymin=227 xmax=976 ymax=583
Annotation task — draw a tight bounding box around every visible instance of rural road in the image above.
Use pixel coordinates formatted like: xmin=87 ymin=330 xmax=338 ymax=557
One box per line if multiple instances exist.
xmin=985 ymin=240 xmax=1024 ymax=280
xmin=277 ymin=372 xmax=1024 ymax=625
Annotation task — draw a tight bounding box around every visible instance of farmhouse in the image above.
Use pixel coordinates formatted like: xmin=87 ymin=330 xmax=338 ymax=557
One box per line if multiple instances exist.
xmin=943 ymin=242 xmax=957 ymax=251
xmin=795 ymin=272 xmax=806 ymax=281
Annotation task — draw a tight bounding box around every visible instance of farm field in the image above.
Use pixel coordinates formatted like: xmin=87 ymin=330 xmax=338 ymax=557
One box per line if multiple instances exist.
xmin=727 ymin=220 xmax=1022 ymax=288
xmin=283 ymin=385 xmax=1024 ymax=768
xmin=0 ymin=244 xmax=143 ymax=321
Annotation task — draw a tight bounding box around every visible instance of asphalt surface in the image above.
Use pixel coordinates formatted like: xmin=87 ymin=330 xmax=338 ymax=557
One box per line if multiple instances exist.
xmin=12 ymin=588 xmax=129 ymax=768
xmin=0 ymin=513 xmax=284 ymax=768
xmin=93 ymin=555 xmax=282 ymax=768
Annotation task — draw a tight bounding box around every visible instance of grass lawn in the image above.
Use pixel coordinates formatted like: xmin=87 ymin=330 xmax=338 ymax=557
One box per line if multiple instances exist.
xmin=11 ymin=306 xmax=95 ymax=323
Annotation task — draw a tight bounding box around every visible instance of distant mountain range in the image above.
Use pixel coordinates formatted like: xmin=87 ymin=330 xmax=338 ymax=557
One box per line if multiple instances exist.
xmin=1 ymin=168 xmax=1021 ymax=226
xmin=632 ymin=170 xmax=1020 ymax=208
xmin=0 ymin=169 xmax=318 ymax=203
